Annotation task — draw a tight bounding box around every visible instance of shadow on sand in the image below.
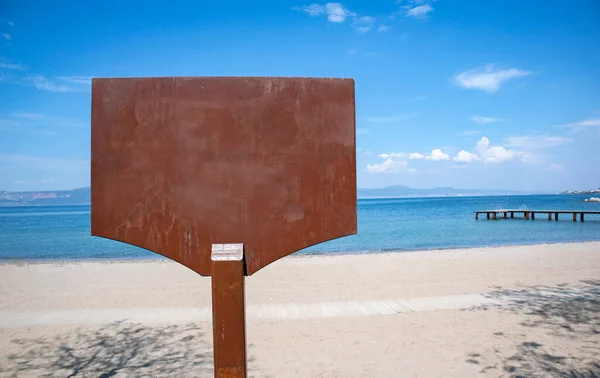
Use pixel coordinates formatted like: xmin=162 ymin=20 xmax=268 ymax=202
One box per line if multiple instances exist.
xmin=0 ymin=321 xmax=215 ymax=377
xmin=467 ymin=280 xmax=600 ymax=377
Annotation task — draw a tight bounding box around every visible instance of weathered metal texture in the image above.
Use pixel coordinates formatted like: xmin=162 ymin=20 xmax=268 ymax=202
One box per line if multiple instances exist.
xmin=91 ymin=77 xmax=357 ymax=276
xmin=211 ymin=244 xmax=246 ymax=377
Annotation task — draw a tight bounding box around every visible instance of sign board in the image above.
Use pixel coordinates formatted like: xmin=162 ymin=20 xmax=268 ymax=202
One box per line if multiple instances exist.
xmin=91 ymin=77 xmax=357 ymax=276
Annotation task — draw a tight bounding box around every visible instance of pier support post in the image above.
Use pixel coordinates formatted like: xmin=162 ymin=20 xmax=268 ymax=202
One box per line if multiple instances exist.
xmin=554 ymin=212 xmax=558 ymax=221
xmin=493 ymin=212 xmax=497 ymax=220
xmin=580 ymin=213 xmax=584 ymax=222
xmin=531 ymin=212 xmax=535 ymax=220
xmin=511 ymin=212 xmax=514 ymax=219
xmin=475 ymin=213 xmax=479 ymax=220
xmin=573 ymin=213 xmax=577 ymax=222
xmin=504 ymin=212 xmax=507 ymax=219
xmin=487 ymin=213 xmax=490 ymax=220
xmin=525 ymin=212 xmax=529 ymax=220
xmin=548 ymin=213 xmax=552 ymax=220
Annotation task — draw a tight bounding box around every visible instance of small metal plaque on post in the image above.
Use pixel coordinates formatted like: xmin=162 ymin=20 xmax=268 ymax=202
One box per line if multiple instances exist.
xmin=212 ymin=244 xmax=244 ymax=261
xmin=91 ymin=76 xmax=357 ymax=377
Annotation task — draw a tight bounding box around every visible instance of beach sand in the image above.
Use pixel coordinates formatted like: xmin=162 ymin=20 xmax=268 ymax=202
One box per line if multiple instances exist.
xmin=1 ymin=242 xmax=599 ymax=377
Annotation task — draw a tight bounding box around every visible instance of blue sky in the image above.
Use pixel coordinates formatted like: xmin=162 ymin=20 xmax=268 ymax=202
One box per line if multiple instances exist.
xmin=1 ymin=0 xmax=599 ymax=192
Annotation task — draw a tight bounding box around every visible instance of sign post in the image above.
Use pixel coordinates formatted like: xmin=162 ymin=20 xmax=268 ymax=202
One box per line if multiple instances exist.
xmin=211 ymin=243 xmax=246 ymax=376
xmin=91 ymin=77 xmax=357 ymax=377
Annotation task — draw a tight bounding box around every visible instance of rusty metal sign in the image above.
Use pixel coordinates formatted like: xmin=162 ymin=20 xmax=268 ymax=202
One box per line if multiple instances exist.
xmin=91 ymin=76 xmax=357 ymax=377
xmin=91 ymin=77 xmax=356 ymax=276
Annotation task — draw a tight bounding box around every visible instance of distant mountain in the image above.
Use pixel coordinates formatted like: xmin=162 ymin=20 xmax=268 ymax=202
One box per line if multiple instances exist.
xmin=0 ymin=185 xmax=549 ymax=206
xmin=357 ymin=185 xmax=546 ymax=198
xmin=0 ymin=187 xmax=90 ymax=206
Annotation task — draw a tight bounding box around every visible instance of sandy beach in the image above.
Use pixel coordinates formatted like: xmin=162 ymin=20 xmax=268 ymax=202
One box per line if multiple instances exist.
xmin=1 ymin=242 xmax=599 ymax=377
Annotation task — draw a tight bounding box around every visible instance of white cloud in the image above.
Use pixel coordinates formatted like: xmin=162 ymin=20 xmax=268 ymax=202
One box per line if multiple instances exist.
xmin=41 ymin=178 xmax=56 ymax=183
xmin=28 ymin=75 xmax=70 ymax=92
xmin=325 ymin=2 xmax=353 ymax=22
xmin=1 ymin=33 xmax=11 ymax=41
xmin=366 ymin=158 xmax=408 ymax=173
xmin=377 ymin=25 xmax=389 ymax=32
xmin=296 ymin=3 xmax=386 ymax=33
xmin=454 ymin=65 xmax=530 ymax=93
xmin=294 ymin=3 xmax=355 ymax=23
xmin=0 ymin=58 xmax=92 ymax=92
xmin=347 ymin=49 xmax=356 ymax=55
xmin=26 ymin=75 xmax=90 ymax=93
xmin=406 ymin=150 xmax=449 ymax=161
xmin=14 ymin=180 xmax=26 ymax=185
xmin=379 ymin=152 xmax=408 ymax=159
xmin=429 ymin=148 xmax=449 ymax=161
xmin=296 ymin=3 xmax=325 ymax=16
xmin=503 ymin=135 xmax=572 ymax=149
xmin=558 ymin=117 xmax=600 ymax=131
xmin=453 ymin=150 xmax=479 ymax=163
xmin=373 ymin=149 xmax=449 ymax=171
xmin=472 ymin=115 xmax=499 ymax=125
xmin=409 ymin=152 xmax=425 ymax=160
xmin=462 ymin=130 xmax=480 ymax=136
xmin=0 ymin=57 xmax=27 ymax=70
xmin=57 ymin=76 xmax=92 ymax=85
xmin=406 ymin=4 xmax=433 ymax=18
xmin=475 ymin=136 xmax=518 ymax=163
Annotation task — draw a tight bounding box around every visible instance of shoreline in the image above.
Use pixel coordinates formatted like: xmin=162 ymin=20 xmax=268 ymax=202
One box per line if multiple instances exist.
xmin=2 ymin=240 xmax=600 ymax=267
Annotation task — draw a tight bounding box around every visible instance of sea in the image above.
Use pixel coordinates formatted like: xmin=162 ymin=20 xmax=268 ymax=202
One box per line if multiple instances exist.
xmin=1 ymin=194 xmax=599 ymax=261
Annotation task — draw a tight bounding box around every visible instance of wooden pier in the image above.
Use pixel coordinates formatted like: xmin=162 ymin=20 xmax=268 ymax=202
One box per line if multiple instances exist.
xmin=475 ymin=210 xmax=600 ymax=222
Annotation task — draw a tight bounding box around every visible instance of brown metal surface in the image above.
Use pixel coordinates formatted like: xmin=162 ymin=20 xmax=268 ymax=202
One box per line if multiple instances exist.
xmin=212 ymin=259 xmax=246 ymax=377
xmin=91 ymin=77 xmax=357 ymax=276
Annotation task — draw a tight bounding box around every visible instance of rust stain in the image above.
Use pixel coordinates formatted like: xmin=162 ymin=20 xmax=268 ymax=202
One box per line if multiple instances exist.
xmin=91 ymin=77 xmax=357 ymax=276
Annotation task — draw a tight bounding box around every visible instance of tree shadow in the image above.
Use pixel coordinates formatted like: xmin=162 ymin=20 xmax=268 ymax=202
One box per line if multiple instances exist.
xmin=466 ymin=280 xmax=600 ymax=377
xmin=479 ymin=280 xmax=600 ymax=338
xmin=501 ymin=341 xmax=600 ymax=378
xmin=0 ymin=321 xmax=215 ymax=377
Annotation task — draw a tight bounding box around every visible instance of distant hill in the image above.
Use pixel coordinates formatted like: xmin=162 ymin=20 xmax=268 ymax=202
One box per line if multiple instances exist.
xmin=357 ymin=185 xmax=546 ymax=198
xmin=0 ymin=185 xmax=549 ymax=206
xmin=0 ymin=187 xmax=90 ymax=206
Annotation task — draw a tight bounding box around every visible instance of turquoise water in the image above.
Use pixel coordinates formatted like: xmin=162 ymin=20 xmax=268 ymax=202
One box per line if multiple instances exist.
xmin=1 ymin=195 xmax=599 ymax=261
